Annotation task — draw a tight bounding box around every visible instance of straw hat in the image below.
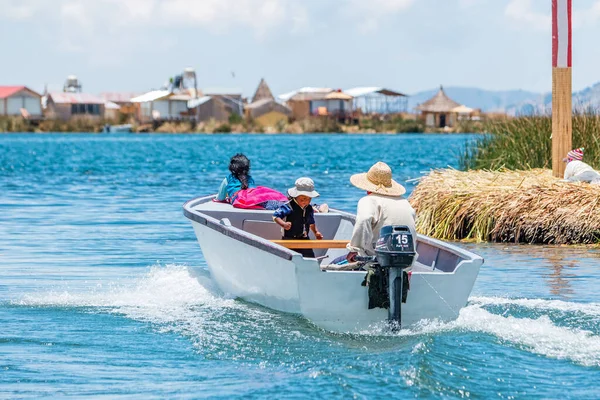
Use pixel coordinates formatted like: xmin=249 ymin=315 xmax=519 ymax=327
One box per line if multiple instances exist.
xmin=288 ymin=177 xmax=319 ymax=198
xmin=350 ymin=162 xmax=406 ymax=196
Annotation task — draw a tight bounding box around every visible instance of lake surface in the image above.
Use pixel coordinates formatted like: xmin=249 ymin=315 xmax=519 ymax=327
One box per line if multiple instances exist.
xmin=1 ymin=133 xmax=599 ymax=399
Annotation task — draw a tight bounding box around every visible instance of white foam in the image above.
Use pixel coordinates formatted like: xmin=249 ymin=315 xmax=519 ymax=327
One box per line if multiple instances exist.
xmin=14 ymin=269 xmax=600 ymax=366
xmin=17 ymin=265 xmax=232 ymax=312
xmin=14 ymin=265 xmax=300 ymax=355
xmin=470 ymin=296 xmax=600 ymax=317
xmin=355 ymin=302 xmax=600 ymax=367
xmin=452 ymin=305 xmax=600 ymax=367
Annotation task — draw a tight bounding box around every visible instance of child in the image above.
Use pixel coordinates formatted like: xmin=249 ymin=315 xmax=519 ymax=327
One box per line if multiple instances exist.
xmin=216 ymin=153 xmax=256 ymax=203
xmin=273 ymin=177 xmax=323 ymax=258
xmin=563 ymin=147 xmax=600 ymax=184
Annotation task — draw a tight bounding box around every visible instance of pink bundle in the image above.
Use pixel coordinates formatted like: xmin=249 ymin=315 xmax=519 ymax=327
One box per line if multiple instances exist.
xmin=232 ymin=186 xmax=288 ymax=209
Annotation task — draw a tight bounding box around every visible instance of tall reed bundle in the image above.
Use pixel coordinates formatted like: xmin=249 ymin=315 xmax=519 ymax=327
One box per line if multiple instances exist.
xmin=410 ymin=168 xmax=600 ymax=244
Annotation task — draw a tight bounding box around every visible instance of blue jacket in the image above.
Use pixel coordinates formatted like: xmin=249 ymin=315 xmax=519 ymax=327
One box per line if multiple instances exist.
xmin=216 ymin=174 xmax=256 ymax=202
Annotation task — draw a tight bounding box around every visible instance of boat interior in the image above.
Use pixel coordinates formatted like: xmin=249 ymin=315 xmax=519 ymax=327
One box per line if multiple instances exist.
xmin=189 ymin=199 xmax=470 ymax=274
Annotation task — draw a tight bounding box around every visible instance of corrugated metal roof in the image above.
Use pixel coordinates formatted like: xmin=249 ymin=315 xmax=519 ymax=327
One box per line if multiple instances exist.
xmin=169 ymin=94 xmax=192 ymax=101
xmin=325 ymin=91 xmax=353 ymax=100
xmin=48 ymin=92 xmax=106 ymax=104
xmin=345 ymin=87 xmax=406 ymax=97
xmin=99 ymin=92 xmax=141 ymax=103
xmin=130 ymin=90 xmax=171 ymax=103
xmin=188 ymin=96 xmax=212 ymax=108
xmin=0 ymin=86 xmax=38 ymax=99
xmin=105 ymin=101 xmax=121 ymax=109
xmin=278 ymin=87 xmax=333 ymax=101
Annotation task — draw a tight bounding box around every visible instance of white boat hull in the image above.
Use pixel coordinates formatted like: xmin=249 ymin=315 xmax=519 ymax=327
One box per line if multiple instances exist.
xmin=185 ymin=196 xmax=483 ymax=333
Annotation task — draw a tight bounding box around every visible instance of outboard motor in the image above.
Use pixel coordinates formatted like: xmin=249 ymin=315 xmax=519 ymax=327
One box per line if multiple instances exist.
xmin=360 ymin=225 xmax=416 ymax=329
xmin=375 ymin=225 xmax=416 ymax=327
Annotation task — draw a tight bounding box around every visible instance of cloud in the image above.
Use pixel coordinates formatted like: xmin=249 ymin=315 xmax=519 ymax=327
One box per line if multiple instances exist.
xmin=0 ymin=0 xmax=44 ymax=19
xmin=0 ymin=0 xmax=308 ymax=64
xmin=505 ymin=0 xmax=600 ymax=32
xmin=458 ymin=0 xmax=486 ymax=8
xmin=504 ymin=0 xmax=550 ymax=32
xmin=573 ymin=0 xmax=600 ymax=28
xmin=347 ymin=0 xmax=415 ymax=33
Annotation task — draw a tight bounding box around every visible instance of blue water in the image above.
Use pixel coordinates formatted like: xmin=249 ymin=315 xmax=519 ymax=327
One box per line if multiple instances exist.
xmin=1 ymin=133 xmax=599 ymax=399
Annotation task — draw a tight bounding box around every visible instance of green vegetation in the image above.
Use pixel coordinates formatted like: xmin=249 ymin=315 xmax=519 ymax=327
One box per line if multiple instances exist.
xmin=460 ymin=112 xmax=600 ymax=170
xmin=228 ymin=112 xmax=243 ymax=125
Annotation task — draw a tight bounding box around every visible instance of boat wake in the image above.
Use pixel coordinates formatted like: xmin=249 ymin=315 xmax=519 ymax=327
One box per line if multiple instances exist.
xmin=13 ymin=267 xmax=600 ymax=367
xmin=393 ymin=296 xmax=600 ymax=368
xmin=14 ymin=264 xmax=315 ymax=360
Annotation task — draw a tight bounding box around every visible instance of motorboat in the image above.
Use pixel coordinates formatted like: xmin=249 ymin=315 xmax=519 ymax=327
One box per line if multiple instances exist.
xmin=183 ymin=195 xmax=483 ymax=333
xmin=102 ymin=123 xmax=133 ymax=133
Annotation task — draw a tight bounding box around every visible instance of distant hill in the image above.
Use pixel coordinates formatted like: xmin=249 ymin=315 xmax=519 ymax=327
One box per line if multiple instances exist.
xmin=408 ymin=83 xmax=600 ymax=115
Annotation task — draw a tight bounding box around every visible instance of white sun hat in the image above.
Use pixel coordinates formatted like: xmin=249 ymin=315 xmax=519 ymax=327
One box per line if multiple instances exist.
xmin=288 ymin=177 xmax=320 ymax=198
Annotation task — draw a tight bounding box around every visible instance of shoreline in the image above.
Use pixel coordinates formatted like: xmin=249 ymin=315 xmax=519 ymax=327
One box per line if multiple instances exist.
xmin=0 ymin=130 xmax=485 ymax=135
xmin=0 ymin=115 xmax=487 ymax=135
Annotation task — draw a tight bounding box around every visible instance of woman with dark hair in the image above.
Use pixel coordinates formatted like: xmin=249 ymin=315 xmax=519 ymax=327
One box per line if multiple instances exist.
xmin=216 ymin=153 xmax=256 ymax=204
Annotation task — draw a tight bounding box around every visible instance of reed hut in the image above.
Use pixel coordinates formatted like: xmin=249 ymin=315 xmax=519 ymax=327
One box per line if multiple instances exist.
xmin=245 ymin=98 xmax=291 ymax=127
xmin=415 ymin=86 xmax=461 ymax=128
xmin=251 ymin=78 xmax=274 ymax=103
xmin=410 ymin=168 xmax=600 ymax=244
xmin=245 ymin=79 xmax=291 ymax=127
xmin=188 ymin=95 xmax=235 ymax=122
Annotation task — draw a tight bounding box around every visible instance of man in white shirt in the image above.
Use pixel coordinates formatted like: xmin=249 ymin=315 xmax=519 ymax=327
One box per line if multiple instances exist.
xmin=563 ymin=148 xmax=600 ymax=184
xmin=345 ymin=162 xmax=417 ymax=262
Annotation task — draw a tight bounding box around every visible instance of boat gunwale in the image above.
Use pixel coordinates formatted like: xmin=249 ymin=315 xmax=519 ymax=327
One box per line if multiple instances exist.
xmin=183 ymin=195 xmax=484 ymax=266
xmin=183 ymin=195 xmax=295 ymax=260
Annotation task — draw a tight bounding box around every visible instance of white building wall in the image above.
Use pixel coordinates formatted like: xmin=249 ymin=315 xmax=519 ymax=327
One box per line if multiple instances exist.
xmin=170 ymin=100 xmax=188 ymax=118
xmin=24 ymin=97 xmax=42 ymax=116
xmin=4 ymin=92 xmax=42 ymax=116
xmin=153 ymin=101 xmax=169 ymax=119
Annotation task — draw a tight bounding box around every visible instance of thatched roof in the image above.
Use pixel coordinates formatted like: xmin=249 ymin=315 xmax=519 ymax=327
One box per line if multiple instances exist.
xmin=415 ymin=86 xmax=461 ymax=113
xmin=246 ymin=98 xmax=291 ymax=118
xmin=410 ymin=168 xmax=600 ymax=244
xmin=251 ymin=78 xmax=274 ymax=103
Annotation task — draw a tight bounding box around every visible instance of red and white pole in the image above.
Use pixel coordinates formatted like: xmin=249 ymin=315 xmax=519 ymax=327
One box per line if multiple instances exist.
xmin=552 ymin=0 xmax=572 ymax=177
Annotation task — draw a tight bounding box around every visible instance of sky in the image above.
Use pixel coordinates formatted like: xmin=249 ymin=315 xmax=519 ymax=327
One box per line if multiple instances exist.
xmin=1 ymin=0 xmax=600 ymax=98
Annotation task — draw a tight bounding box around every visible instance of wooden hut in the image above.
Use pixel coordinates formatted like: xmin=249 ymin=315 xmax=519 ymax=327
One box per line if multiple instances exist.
xmin=245 ymin=79 xmax=290 ymax=127
xmin=45 ymin=92 xmax=105 ymax=121
xmin=279 ymin=88 xmax=353 ymax=120
xmin=415 ymin=86 xmax=461 ymax=128
xmin=188 ymin=95 xmax=235 ymax=122
xmin=99 ymin=92 xmax=140 ymax=120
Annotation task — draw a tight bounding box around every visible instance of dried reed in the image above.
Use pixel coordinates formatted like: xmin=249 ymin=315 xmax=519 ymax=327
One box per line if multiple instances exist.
xmin=410 ymin=168 xmax=600 ymax=244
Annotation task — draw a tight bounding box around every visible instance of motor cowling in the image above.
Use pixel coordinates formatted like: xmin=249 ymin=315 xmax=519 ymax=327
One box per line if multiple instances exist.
xmin=374 ymin=225 xmax=416 ymax=269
